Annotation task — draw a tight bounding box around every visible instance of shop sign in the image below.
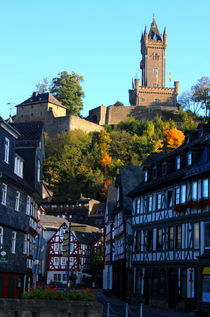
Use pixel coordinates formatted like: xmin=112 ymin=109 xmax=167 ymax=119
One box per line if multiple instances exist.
xmin=202 ymin=267 xmax=210 ymax=275
xmin=0 ymin=248 xmax=9 ymax=263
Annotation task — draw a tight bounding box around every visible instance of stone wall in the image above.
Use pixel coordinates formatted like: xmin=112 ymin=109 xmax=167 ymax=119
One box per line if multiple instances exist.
xmin=87 ymin=104 xmax=179 ymax=126
xmin=0 ymin=299 xmax=103 ymax=317
xmin=69 ymin=116 xmax=103 ymax=134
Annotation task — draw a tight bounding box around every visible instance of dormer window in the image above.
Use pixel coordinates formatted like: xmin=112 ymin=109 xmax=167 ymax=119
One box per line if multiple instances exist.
xmin=144 ymin=170 xmax=148 ymax=182
xmin=162 ymin=162 xmax=167 ymax=176
xmin=176 ymin=156 xmax=180 ymax=170
xmin=153 ymin=166 xmax=157 ymax=179
xmin=187 ymin=152 xmax=192 ymax=166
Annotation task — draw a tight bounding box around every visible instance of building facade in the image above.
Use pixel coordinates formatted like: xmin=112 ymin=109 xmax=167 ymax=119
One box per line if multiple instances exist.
xmin=0 ymin=119 xmax=44 ymax=298
xmin=15 ymin=92 xmax=102 ymax=138
xmin=129 ymin=123 xmax=210 ymax=313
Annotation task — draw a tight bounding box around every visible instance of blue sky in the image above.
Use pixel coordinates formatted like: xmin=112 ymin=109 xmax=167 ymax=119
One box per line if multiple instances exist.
xmin=0 ymin=0 xmax=210 ymax=119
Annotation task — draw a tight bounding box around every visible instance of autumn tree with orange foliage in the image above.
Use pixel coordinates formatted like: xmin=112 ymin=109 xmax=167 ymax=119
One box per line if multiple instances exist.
xmin=163 ymin=126 xmax=185 ymax=150
xmin=99 ymin=129 xmax=112 ymax=169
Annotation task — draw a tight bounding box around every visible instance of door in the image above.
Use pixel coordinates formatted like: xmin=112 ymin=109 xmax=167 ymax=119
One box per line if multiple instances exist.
xmin=168 ymin=269 xmax=178 ymax=308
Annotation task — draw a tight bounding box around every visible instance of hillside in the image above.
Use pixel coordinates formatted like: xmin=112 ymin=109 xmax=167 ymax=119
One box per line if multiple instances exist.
xmin=43 ymin=110 xmax=205 ymax=199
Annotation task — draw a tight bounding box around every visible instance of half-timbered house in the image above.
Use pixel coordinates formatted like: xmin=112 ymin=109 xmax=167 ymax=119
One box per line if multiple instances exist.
xmin=46 ymin=221 xmax=101 ymax=287
xmin=129 ymin=123 xmax=210 ymax=313
xmin=103 ymin=166 xmax=143 ymax=300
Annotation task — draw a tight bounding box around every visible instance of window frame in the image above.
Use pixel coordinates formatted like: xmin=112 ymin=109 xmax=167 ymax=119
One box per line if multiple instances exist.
xmin=0 ymin=226 xmax=3 ymax=246
xmin=187 ymin=152 xmax=192 ymax=166
xmin=12 ymin=231 xmax=16 ymax=254
xmin=15 ymin=191 xmax=20 ymax=211
xmin=4 ymin=137 xmax=10 ymax=164
xmin=1 ymin=183 xmax=7 ymax=205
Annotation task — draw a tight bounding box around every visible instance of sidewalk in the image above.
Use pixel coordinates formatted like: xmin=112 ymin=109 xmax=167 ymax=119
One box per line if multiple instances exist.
xmin=96 ymin=290 xmax=197 ymax=317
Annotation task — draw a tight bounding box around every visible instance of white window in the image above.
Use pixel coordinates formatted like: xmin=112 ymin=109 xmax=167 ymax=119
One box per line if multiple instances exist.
xmin=145 ymin=170 xmax=148 ymax=182
xmin=203 ymin=179 xmax=209 ymax=198
xmin=194 ymin=223 xmax=200 ymax=249
xmin=61 ymin=257 xmax=66 ymax=265
xmin=12 ymin=231 xmax=16 ymax=254
xmin=26 ymin=196 xmax=31 ymax=215
xmin=192 ymin=182 xmax=197 ymax=201
xmin=1 ymin=183 xmax=7 ymax=205
xmin=54 ymin=257 xmax=59 ymax=265
xmin=54 ymin=243 xmax=59 ymax=251
xmin=23 ymin=234 xmax=27 ymax=254
xmin=187 ymin=152 xmax=192 ymax=166
xmin=176 ymin=156 xmax=180 ymax=170
xmin=175 ymin=187 xmax=180 ymax=204
xmin=4 ymin=138 xmax=9 ymax=163
xmin=15 ymin=191 xmax=20 ymax=211
xmin=14 ymin=154 xmax=23 ymax=178
xmin=0 ymin=227 xmax=3 ymax=246
xmin=181 ymin=184 xmax=186 ymax=203
xmin=37 ymin=160 xmax=41 ymax=182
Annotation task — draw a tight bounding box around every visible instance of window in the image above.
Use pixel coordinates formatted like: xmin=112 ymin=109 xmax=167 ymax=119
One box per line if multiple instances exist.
xmin=61 ymin=257 xmax=66 ymax=265
xmin=156 ymin=193 xmax=161 ymax=210
xmin=186 ymin=135 xmax=189 ymax=144
xmin=153 ymin=166 xmax=157 ymax=179
xmin=0 ymin=227 xmax=3 ymax=246
xmin=26 ymin=196 xmax=31 ymax=215
xmin=176 ymin=225 xmax=182 ymax=249
xmin=181 ymin=184 xmax=186 ymax=203
xmin=153 ymin=68 xmax=158 ymax=73
xmin=135 ymin=199 xmax=140 ymax=214
xmin=187 ymin=152 xmax=192 ymax=166
xmin=37 ymin=160 xmax=41 ymax=182
xmin=12 ymin=231 xmax=16 ymax=253
xmin=203 ymin=179 xmax=209 ymax=198
xmin=136 ymin=231 xmax=141 ymax=252
xmin=1 ymin=183 xmax=7 ymax=205
xmin=148 ymin=196 xmax=153 ymax=212
xmin=54 ymin=243 xmax=59 ymax=251
xmin=167 ymin=190 xmax=173 ymax=208
xmin=176 ymin=156 xmax=180 ymax=170
xmin=63 ymin=274 xmax=66 ymax=281
xmin=205 ymin=223 xmax=210 ymax=248
xmin=54 ymin=257 xmax=59 ymax=265
xmin=194 ymin=223 xmax=200 ymax=249
xmin=23 ymin=234 xmax=27 ymax=254
xmin=162 ymin=162 xmax=167 ymax=176
xmin=15 ymin=191 xmax=20 ymax=211
xmin=168 ymin=226 xmax=174 ymax=250
xmin=4 ymin=137 xmax=9 ymax=163
xmin=157 ymin=228 xmax=163 ymax=250
xmin=154 ymin=99 xmax=160 ymax=102
xmin=144 ymin=170 xmax=148 ymax=182
xmin=14 ymin=154 xmax=23 ymax=178
xmin=53 ymin=274 xmax=58 ymax=281
xmin=192 ymin=182 xmax=197 ymax=201
xmin=147 ymin=230 xmax=153 ymax=251
xmin=175 ymin=187 xmax=180 ymax=204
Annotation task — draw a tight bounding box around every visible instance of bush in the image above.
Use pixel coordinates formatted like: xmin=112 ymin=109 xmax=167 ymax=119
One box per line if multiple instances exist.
xmin=22 ymin=286 xmax=96 ymax=301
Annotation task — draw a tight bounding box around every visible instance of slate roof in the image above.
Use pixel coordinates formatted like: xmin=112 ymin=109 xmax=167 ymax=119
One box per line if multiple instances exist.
xmin=10 ymin=121 xmax=43 ymax=147
xmin=16 ymin=92 xmax=65 ymax=108
xmin=148 ymin=17 xmax=162 ymax=41
xmin=106 ymin=184 xmax=117 ymax=220
xmin=74 ymin=231 xmax=101 ymax=245
xmin=118 ymin=166 xmax=144 ymax=212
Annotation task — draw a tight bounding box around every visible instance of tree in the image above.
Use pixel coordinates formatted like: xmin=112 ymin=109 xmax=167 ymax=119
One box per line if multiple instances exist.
xmin=51 ymin=71 xmax=85 ymax=116
xmin=35 ymin=77 xmax=51 ymax=94
xmin=178 ymin=77 xmax=210 ymax=117
xmin=191 ymin=77 xmax=210 ymax=117
xmin=113 ymin=100 xmax=124 ymax=107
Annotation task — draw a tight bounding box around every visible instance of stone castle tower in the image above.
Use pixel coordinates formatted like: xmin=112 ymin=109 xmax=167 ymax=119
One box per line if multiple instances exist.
xmin=129 ymin=18 xmax=179 ymax=107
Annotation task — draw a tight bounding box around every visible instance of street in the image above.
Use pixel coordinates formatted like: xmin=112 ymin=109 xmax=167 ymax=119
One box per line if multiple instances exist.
xmin=96 ymin=290 xmax=196 ymax=317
